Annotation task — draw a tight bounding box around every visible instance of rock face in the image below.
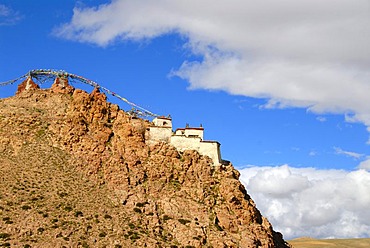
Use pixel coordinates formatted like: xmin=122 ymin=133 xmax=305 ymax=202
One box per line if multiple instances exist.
xmin=16 ymin=77 xmax=40 ymax=95
xmin=0 ymin=81 xmax=291 ymax=247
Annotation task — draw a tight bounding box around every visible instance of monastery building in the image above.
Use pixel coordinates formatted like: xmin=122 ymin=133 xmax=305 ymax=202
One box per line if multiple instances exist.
xmin=146 ymin=117 xmax=228 ymax=165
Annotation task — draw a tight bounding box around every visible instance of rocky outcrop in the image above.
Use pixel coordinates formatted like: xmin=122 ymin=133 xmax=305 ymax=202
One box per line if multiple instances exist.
xmin=50 ymin=76 xmax=74 ymax=94
xmin=0 ymin=82 xmax=292 ymax=247
xmin=16 ymin=77 xmax=39 ymax=95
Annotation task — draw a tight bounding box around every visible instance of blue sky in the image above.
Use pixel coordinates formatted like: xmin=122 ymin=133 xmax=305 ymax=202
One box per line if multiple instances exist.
xmin=1 ymin=0 xmax=370 ymax=239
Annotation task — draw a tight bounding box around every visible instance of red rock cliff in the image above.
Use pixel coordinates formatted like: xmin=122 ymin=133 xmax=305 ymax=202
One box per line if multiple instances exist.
xmin=0 ymin=81 xmax=291 ymax=247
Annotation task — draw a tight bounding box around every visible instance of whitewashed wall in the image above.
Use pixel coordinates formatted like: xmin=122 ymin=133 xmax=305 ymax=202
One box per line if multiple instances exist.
xmin=146 ymin=126 xmax=172 ymax=144
xmin=199 ymin=141 xmax=221 ymax=164
xmin=184 ymin=128 xmax=204 ymax=140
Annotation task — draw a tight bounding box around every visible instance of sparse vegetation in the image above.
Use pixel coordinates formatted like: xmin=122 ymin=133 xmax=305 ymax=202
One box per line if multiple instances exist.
xmin=0 ymin=85 xmax=291 ymax=247
xmin=64 ymin=205 xmax=73 ymax=211
xmin=289 ymin=237 xmax=370 ymax=248
xmin=103 ymin=214 xmax=112 ymax=219
xmin=133 ymin=207 xmax=142 ymax=213
xmin=135 ymin=202 xmax=147 ymax=208
xmin=178 ymin=218 xmax=191 ymax=225
xmin=170 ymin=179 xmax=181 ymax=190
xmin=0 ymin=233 xmax=10 ymax=239
xmin=128 ymin=223 xmax=135 ymax=229
xmin=163 ymin=215 xmax=172 ymax=221
xmin=74 ymin=211 xmax=83 ymax=217
xmin=21 ymin=205 xmax=31 ymax=210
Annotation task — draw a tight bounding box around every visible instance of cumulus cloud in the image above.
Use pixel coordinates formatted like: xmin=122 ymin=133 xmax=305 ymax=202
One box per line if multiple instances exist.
xmin=239 ymin=165 xmax=370 ymax=239
xmin=54 ymin=0 xmax=370 ymax=139
xmin=358 ymin=158 xmax=370 ymax=170
xmin=0 ymin=4 xmax=22 ymax=26
xmin=54 ymin=2 xmax=370 ymax=239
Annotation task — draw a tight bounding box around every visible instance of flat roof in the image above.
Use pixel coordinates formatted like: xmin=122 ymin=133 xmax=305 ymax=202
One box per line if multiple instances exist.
xmin=201 ymin=140 xmax=220 ymax=145
xmin=185 ymin=127 xmax=204 ymax=130
xmin=155 ymin=116 xmax=172 ymax=120
xmin=175 ymin=127 xmax=204 ymax=131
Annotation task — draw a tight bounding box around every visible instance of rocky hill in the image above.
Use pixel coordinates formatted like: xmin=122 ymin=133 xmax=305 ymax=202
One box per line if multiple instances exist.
xmin=0 ymin=78 xmax=291 ymax=247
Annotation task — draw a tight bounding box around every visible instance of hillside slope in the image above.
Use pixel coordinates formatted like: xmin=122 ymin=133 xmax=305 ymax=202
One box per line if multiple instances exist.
xmin=0 ymin=80 xmax=291 ymax=247
xmin=289 ymin=237 xmax=370 ymax=248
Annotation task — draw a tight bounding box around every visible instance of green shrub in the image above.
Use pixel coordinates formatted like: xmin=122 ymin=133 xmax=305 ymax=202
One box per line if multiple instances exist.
xmin=135 ymin=202 xmax=148 ymax=208
xmin=133 ymin=208 xmax=142 ymax=213
xmin=74 ymin=211 xmax=83 ymax=217
xmin=129 ymin=232 xmax=140 ymax=240
xmin=21 ymin=205 xmax=31 ymax=210
xmin=163 ymin=215 xmax=171 ymax=221
xmin=57 ymin=192 xmax=68 ymax=197
xmin=64 ymin=206 xmax=73 ymax=211
xmin=178 ymin=219 xmax=191 ymax=225
xmin=103 ymin=214 xmax=112 ymax=219
xmin=80 ymin=241 xmax=89 ymax=248
xmin=0 ymin=233 xmax=10 ymax=239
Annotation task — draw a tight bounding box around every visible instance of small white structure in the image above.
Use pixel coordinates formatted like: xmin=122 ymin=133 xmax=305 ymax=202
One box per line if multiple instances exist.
xmin=175 ymin=127 xmax=204 ymax=140
xmin=146 ymin=117 xmax=223 ymax=165
xmin=153 ymin=117 xmax=172 ymax=128
xmin=146 ymin=116 xmax=173 ymax=144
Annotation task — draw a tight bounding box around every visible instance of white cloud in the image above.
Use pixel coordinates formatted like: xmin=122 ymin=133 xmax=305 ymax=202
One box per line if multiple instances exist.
xmin=358 ymin=158 xmax=370 ymax=170
xmin=239 ymin=165 xmax=370 ymax=239
xmin=54 ymin=2 xmax=370 ymax=239
xmin=334 ymin=147 xmax=364 ymax=160
xmin=55 ymin=0 xmax=370 ymax=140
xmin=0 ymin=4 xmax=22 ymax=26
xmin=309 ymin=150 xmax=317 ymax=156
xmin=316 ymin=116 xmax=326 ymax=122
xmin=0 ymin=5 xmax=9 ymax=16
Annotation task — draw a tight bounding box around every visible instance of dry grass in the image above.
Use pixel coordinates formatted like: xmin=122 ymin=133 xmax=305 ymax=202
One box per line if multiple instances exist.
xmin=0 ymin=140 xmax=133 ymax=247
xmin=0 ymin=89 xmax=292 ymax=247
xmin=289 ymin=237 xmax=370 ymax=248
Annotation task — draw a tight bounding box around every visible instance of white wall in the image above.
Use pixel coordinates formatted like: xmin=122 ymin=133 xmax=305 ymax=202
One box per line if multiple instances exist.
xmin=199 ymin=141 xmax=221 ymax=164
xmin=147 ymin=120 xmax=220 ymax=165
xmin=175 ymin=129 xmax=185 ymax=136
xmin=170 ymin=135 xmax=201 ymax=151
xmin=184 ymin=128 xmax=204 ymax=140
xmin=146 ymin=126 xmax=172 ymax=144
xmin=170 ymin=136 xmax=221 ymax=165
xmin=153 ymin=117 xmax=172 ymax=128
